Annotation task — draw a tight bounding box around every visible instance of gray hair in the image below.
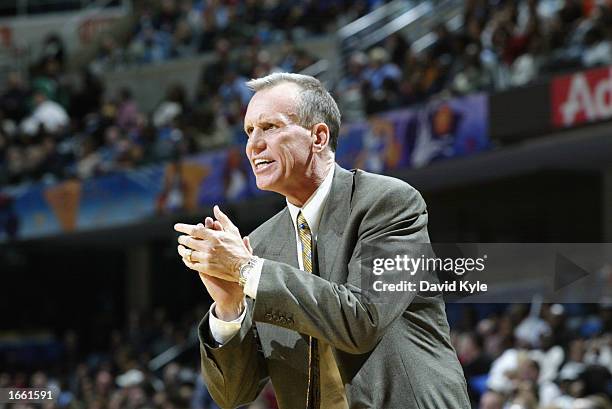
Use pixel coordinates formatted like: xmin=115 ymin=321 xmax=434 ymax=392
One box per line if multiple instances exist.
xmin=246 ymin=73 xmax=342 ymax=151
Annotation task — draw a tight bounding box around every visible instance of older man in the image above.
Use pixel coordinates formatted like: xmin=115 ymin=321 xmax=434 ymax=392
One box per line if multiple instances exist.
xmin=175 ymin=73 xmax=470 ymax=409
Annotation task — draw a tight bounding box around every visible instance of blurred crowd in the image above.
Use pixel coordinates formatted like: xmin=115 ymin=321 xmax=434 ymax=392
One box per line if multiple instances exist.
xmin=2 ymin=302 xmax=611 ymax=409
xmin=0 ymin=62 xmax=191 ymax=187
xmin=2 ymin=0 xmax=612 ymax=188
xmin=452 ymin=303 xmax=612 ymax=409
xmin=0 ymin=34 xmax=318 ymax=186
xmin=1 ymin=0 xmax=367 ymax=188
xmin=335 ymin=0 xmax=612 ymax=119
xmin=90 ymin=0 xmax=380 ymax=70
xmin=0 ymin=306 xmax=224 ymax=409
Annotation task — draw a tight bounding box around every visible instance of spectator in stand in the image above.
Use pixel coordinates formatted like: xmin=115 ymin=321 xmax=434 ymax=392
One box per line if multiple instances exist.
xmin=218 ymin=69 xmax=252 ymax=110
xmin=31 ymin=53 xmax=71 ymax=108
xmin=385 ymin=32 xmax=412 ymax=67
xmin=480 ymin=390 xmax=506 ymax=409
xmin=335 ymin=51 xmax=368 ymax=121
xmin=171 ymin=19 xmax=197 ymax=58
xmin=250 ymin=49 xmax=281 ymax=79
xmin=581 ymin=25 xmax=612 ymax=67
xmin=189 ymin=101 xmax=233 ymax=150
xmin=551 ymin=0 xmax=584 ymax=49
xmin=292 ymin=48 xmax=318 ymax=72
xmin=116 ymin=88 xmax=141 ymax=134
xmin=361 ymin=47 xmax=402 ymax=114
xmin=153 ymin=84 xmax=188 ymax=129
xmin=129 ymin=24 xmax=173 ymax=64
xmin=0 ymin=72 xmax=30 ymax=124
xmin=452 ymin=43 xmax=493 ymax=94
xmin=457 ymin=332 xmax=493 ymax=403
xmin=197 ymin=4 xmax=220 ymax=52
xmin=70 ymin=68 xmax=105 ymax=126
xmin=40 ymin=33 xmax=66 ymax=69
xmin=196 ymin=38 xmax=231 ymax=104
xmin=90 ymin=35 xmax=125 ymax=75
xmin=154 ymin=0 xmax=181 ymax=34
xmin=509 ymin=30 xmax=543 ymax=86
xmin=431 ymin=23 xmax=456 ymax=60
xmin=518 ymin=357 xmax=562 ymax=406
xmin=363 ymin=47 xmax=402 ymax=92
xmin=20 ymin=89 xmax=69 ymax=137
xmin=5 ymin=145 xmax=25 ymax=184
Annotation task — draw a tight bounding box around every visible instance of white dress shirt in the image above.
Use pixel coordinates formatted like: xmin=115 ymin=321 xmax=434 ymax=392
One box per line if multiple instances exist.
xmin=209 ymin=165 xmax=336 ymax=344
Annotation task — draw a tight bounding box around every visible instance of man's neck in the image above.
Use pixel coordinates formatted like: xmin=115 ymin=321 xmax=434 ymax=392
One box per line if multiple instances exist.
xmin=286 ymin=160 xmax=335 ymax=207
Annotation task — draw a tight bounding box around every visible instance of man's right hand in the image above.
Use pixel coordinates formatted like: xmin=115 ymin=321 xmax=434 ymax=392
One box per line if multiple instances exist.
xmin=178 ymin=216 xmax=251 ymax=321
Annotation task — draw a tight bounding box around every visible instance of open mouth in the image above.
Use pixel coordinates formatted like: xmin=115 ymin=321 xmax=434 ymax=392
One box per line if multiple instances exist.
xmin=254 ymin=159 xmax=275 ymax=171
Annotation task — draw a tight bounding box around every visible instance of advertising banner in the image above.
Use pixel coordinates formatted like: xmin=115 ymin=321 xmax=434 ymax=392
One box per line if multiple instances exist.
xmin=551 ymin=66 xmax=612 ymax=128
xmin=337 ymin=93 xmax=489 ymax=172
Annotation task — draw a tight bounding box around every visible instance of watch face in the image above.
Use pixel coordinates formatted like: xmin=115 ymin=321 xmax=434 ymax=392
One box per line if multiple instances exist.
xmin=238 ymin=268 xmax=246 ymax=287
xmin=238 ymin=259 xmax=255 ymax=288
xmin=239 ymin=258 xmax=254 ymax=278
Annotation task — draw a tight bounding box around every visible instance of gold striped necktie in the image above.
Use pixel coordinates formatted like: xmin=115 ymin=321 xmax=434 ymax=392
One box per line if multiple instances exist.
xmin=297 ymin=211 xmax=348 ymax=409
xmin=297 ymin=212 xmax=320 ymax=409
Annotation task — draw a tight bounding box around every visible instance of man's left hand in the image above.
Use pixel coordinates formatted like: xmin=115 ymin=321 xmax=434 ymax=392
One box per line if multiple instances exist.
xmin=175 ymin=205 xmax=252 ymax=282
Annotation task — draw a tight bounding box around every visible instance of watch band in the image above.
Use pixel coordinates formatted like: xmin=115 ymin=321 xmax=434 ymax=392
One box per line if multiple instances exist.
xmin=238 ymin=256 xmax=259 ymax=288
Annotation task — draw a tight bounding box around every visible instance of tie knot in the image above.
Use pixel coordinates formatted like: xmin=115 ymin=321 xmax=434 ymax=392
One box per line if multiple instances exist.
xmin=297 ymin=212 xmax=310 ymax=231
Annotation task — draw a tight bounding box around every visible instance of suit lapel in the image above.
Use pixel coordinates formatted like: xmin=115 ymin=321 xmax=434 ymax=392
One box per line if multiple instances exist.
xmin=315 ymin=164 xmax=354 ymax=281
xmin=265 ymin=208 xmax=299 ymax=268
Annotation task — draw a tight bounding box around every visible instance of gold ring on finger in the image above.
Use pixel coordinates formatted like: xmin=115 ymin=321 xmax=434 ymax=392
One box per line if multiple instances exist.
xmin=186 ymin=249 xmax=195 ymax=263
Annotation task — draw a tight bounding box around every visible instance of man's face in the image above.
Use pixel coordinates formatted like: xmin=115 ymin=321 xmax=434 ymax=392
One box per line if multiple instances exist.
xmin=244 ymin=83 xmax=313 ymax=196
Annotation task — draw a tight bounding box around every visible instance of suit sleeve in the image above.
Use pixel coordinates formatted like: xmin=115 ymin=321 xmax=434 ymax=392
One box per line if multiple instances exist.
xmin=198 ymin=299 xmax=269 ymax=409
xmin=252 ymin=182 xmax=432 ymax=355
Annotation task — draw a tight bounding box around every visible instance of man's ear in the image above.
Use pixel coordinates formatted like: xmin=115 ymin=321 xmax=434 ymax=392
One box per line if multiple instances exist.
xmin=311 ymin=123 xmax=330 ymax=153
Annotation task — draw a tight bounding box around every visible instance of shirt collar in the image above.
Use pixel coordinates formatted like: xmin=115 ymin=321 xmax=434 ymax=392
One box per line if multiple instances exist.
xmin=287 ymin=165 xmax=335 ymax=238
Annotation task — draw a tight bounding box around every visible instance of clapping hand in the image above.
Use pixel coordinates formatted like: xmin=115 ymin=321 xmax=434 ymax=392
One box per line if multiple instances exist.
xmin=175 ymin=205 xmax=253 ymax=320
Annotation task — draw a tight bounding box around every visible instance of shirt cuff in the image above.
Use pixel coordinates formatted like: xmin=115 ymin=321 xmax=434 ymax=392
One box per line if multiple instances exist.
xmin=208 ymin=300 xmax=247 ymax=345
xmin=243 ymin=257 xmax=264 ymax=299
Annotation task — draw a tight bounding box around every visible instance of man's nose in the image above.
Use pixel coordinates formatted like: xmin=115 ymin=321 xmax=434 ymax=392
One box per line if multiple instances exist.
xmin=248 ymin=129 xmax=266 ymax=152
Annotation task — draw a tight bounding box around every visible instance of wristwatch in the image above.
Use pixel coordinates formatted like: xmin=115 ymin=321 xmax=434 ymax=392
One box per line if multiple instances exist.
xmin=238 ymin=256 xmax=260 ymax=288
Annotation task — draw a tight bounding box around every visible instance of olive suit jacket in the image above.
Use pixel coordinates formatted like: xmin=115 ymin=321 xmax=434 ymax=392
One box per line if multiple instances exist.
xmin=197 ymin=164 xmax=470 ymax=409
